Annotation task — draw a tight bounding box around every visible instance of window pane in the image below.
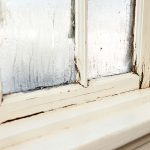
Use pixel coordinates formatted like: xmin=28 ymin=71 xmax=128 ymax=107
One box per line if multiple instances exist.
xmin=0 ymin=0 xmax=75 ymax=94
xmin=88 ymin=0 xmax=134 ymax=79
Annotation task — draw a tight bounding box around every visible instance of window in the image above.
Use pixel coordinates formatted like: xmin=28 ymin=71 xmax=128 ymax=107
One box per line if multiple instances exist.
xmin=0 ymin=0 xmax=149 ymax=124
xmin=88 ymin=0 xmax=134 ymax=78
xmin=0 ymin=0 xmax=76 ymax=94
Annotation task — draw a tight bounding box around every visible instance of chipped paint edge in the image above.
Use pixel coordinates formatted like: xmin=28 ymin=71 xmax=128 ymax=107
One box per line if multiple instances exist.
xmin=134 ymin=0 xmax=150 ymax=89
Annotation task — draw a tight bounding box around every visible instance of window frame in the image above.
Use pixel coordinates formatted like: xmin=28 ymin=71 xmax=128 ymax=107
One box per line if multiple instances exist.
xmin=133 ymin=0 xmax=150 ymax=89
xmin=0 ymin=0 xmax=149 ymax=123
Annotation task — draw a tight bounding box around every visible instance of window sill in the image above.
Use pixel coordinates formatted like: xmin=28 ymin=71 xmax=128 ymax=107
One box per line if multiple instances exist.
xmin=0 ymin=73 xmax=139 ymax=123
xmin=0 ymin=88 xmax=150 ymax=150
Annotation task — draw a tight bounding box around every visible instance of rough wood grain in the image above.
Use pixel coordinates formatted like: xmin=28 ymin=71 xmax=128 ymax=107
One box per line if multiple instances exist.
xmin=0 ymin=84 xmax=2 ymax=105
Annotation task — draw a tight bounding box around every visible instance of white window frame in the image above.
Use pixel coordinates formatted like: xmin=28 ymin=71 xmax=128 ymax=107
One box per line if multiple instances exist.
xmin=0 ymin=0 xmax=149 ymax=124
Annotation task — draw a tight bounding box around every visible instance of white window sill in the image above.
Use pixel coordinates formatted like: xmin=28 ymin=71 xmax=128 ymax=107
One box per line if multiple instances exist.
xmin=0 ymin=88 xmax=150 ymax=150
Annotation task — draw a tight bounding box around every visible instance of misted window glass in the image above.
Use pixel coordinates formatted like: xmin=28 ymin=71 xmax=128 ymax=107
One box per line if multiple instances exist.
xmin=0 ymin=0 xmax=75 ymax=94
xmin=88 ymin=0 xmax=134 ymax=79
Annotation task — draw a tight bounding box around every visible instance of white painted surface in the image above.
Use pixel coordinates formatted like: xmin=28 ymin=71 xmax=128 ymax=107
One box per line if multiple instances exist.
xmin=88 ymin=0 xmax=134 ymax=79
xmin=0 ymin=0 xmax=75 ymax=94
xmin=134 ymin=0 xmax=150 ymax=88
xmin=119 ymin=134 xmax=150 ymax=150
xmin=75 ymin=0 xmax=88 ymax=87
xmin=1 ymin=88 xmax=150 ymax=150
xmin=0 ymin=73 xmax=139 ymax=123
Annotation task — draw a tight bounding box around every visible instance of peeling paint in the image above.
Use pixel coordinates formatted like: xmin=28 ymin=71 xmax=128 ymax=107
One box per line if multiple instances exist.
xmin=140 ymin=63 xmax=145 ymax=89
xmin=74 ymin=57 xmax=81 ymax=83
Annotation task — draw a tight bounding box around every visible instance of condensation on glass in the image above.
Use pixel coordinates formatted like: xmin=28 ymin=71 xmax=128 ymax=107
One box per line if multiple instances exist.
xmin=88 ymin=0 xmax=135 ymax=79
xmin=0 ymin=0 xmax=75 ymax=94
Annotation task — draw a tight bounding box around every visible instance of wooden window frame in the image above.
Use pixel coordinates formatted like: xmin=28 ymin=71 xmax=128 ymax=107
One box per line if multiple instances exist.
xmin=0 ymin=0 xmax=149 ymax=124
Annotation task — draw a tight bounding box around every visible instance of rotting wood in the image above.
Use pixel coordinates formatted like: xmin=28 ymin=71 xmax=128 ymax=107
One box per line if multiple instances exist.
xmin=0 ymin=84 xmax=2 ymax=105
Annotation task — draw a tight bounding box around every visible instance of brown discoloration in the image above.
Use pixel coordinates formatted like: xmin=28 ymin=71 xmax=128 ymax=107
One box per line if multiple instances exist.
xmin=129 ymin=0 xmax=136 ymax=71
xmin=74 ymin=57 xmax=81 ymax=83
xmin=134 ymin=0 xmax=150 ymax=89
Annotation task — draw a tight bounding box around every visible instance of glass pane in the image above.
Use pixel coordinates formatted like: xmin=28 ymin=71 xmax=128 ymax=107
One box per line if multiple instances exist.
xmin=0 ymin=0 xmax=75 ymax=94
xmin=88 ymin=0 xmax=134 ymax=79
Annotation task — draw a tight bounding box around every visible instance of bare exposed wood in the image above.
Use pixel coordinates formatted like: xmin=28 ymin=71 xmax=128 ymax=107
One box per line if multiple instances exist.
xmin=0 ymin=73 xmax=139 ymax=123
xmin=1 ymin=88 xmax=150 ymax=150
xmin=134 ymin=0 xmax=150 ymax=88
